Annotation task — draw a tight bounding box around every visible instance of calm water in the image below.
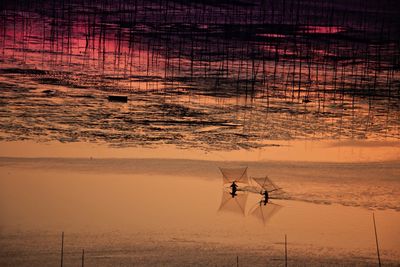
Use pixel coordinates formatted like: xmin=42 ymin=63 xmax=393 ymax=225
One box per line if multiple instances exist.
xmin=0 ymin=0 xmax=400 ymax=266
xmin=1 ymin=155 xmax=400 ymax=266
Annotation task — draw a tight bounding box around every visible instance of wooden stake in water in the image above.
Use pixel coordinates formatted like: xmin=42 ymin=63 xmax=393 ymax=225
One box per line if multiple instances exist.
xmin=60 ymin=232 xmax=64 ymax=267
xmin=236 ymin=255 xmax=239 ymax=267
xmin=373 ymin=213 xmax=381 ymax=267
xmin=285 ymin=234 xmax=288 ymax=267
xmin=81 ymin=249 xmax=85 ymax=267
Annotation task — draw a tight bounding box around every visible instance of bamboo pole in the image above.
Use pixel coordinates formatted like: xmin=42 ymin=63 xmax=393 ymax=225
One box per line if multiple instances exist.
xmin=285 ymin=234 xmax=288 ymax=267
xmin=82 ymin=249 xmax=85 ymax=267
xmin=373 ymin=213 xmax=381 ymax=267
xmin=60 ymin=232 xmax=64 ymax=267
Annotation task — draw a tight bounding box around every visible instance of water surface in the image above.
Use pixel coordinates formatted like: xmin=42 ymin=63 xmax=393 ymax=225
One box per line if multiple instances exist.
xmin=1 ymin=154 xmax=400 ymax=266
xmin=1 ymin=0 xmax=400 ymax=266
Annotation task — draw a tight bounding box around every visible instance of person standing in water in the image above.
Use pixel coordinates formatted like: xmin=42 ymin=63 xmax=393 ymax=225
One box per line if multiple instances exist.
xmin=262 ymin=190 xmax=269 ymax=205
xmin=230 ymin=181 xmax=238 ymax=197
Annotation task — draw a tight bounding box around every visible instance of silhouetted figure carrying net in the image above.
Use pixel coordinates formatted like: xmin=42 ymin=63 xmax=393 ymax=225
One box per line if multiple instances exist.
xmin=251 ymin=176 xmax=284 ymax=199
xmin=219 ymin=167 xmax=248 ymax=198
xmin=218 ymin=167 xmax=284 ymax=223
xmin=230 ymin=181 xmax=238 ymax=197
xmin=262 ymin=190 xmax=269 ymax=205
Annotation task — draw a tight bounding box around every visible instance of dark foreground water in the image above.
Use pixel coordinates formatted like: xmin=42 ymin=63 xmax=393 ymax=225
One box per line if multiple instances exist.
xmin=0 ymin=0 xmax=399 ymax=149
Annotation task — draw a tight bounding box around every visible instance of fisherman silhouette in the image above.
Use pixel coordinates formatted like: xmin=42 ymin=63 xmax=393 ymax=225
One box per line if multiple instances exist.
xmin=230 ymin=181 xmax=238 ymax=198
xmin=262 ymin=190 xmax=269 ymax=205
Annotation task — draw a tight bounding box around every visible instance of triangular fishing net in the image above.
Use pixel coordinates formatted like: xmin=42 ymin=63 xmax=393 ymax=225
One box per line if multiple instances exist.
xmin=251 ymin=176 xmax=281 ymax=193
xmin=218 ymin=191 xmax=248 ymax=216
xmin=250 ymin=202 xmax=282 ymax=224
xmin=219 ymin=167 xmax=249 ymax=185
